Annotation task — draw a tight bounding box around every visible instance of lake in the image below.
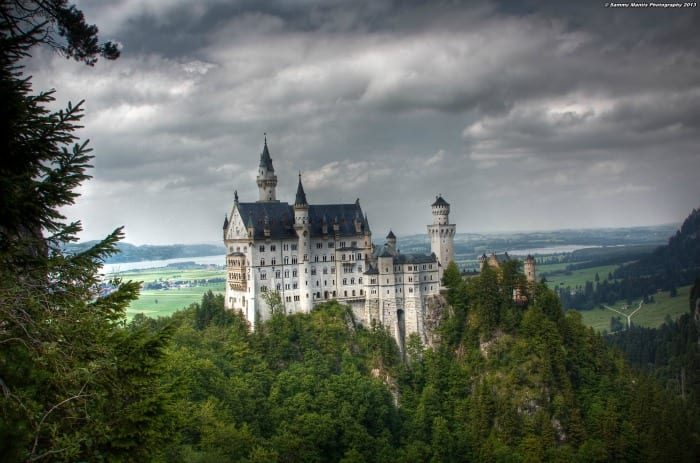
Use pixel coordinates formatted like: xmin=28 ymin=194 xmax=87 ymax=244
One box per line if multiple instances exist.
xmin=101 ymin=254 xmax=226 ymax=274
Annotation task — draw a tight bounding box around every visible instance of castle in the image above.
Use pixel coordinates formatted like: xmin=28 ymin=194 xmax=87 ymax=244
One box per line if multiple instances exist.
xmin=223 ymin=138 xmax=454 ymax=348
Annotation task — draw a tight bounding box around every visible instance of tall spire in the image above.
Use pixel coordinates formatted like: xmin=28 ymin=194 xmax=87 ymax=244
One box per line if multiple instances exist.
xmin=256 ymin=134 xmax=278 ymax=202
xmin=295 ymin=171 xmax=308 ymax=206
xmin=259 ymin=133 xmax=274 ymax=171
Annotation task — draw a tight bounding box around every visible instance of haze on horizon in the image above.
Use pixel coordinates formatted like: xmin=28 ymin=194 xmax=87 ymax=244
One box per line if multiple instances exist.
xmin=25 ymin=1 xmax=700 ymax=245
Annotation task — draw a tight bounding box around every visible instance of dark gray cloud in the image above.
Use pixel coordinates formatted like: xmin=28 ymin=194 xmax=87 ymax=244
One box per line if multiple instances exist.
xmin=22 ymin=0 xmax=700 ymax=243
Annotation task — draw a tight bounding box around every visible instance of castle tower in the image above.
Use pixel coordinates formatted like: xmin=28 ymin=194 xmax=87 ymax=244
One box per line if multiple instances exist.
xmin=386 ymin=230 xmax=396 ymax=252
xmin=256 ymin=136 xmax=278 ymax=202
xmin=478 ymin=253 xmax=487 ymax=271
xmin=427 ymin=195 xmax=456 ymax=281
xmin=524 ymin=254 xmax=536 ymax=283
xmin=293 ymin=173 xmax=312 ymax=312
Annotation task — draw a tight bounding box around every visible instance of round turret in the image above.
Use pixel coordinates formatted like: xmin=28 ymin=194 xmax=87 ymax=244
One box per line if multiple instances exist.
xmin=431 ymin=195 xmax=450 ymax=225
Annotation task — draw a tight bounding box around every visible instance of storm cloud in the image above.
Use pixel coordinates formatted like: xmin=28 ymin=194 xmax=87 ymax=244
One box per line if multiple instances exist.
xmin=25 ymin=0 xmax=700 ymax=244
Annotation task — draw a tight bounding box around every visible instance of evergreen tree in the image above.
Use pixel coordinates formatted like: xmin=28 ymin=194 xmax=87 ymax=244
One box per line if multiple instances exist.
xmin=0 ymin=2 xmax=173 ymax=460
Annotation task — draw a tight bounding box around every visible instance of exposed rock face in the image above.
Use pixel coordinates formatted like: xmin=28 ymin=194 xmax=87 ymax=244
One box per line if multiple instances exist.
xmin=423 ymin=294 xmax=449 ymax=349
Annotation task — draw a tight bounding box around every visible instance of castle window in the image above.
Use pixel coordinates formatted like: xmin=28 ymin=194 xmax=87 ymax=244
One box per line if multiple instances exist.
xmin=344 ymin=291 xmax=347 ymax=297
xmin=284 ymin=270 xmax=289 ymax=278
xmin=331 ymin=267 xmax=336 ymax=273
xmin=285 ymin=284 xmax=290 ymax=290
xmin=316 ymin=243 xmax=323 ymax=249
xmin=259 ymin=245 xmax=265 ymax=252
xmin=333 ymin=291 xmax=336 ymax=297
xmin=351 ymin=241 xmax=357 ymax=247
xmin=260 ymin=258 xmax=265 ymax=266
xmin=276 ymin=283 xmax=281 ymax=290
xmin=275 ymin=270 xmax=281 ymax=278
xmin=286 ymin=296 xmax=292 ymax=302
xmin=260 ymin=285 xmax=267 ymax=291
xmin=293 ymin=283 xmax=298 ymax=289
xmin=316 ymin=281 xmax=320 ymax=286
xmin=271 ymin=258 xmax=276 ymax=265
xmin=293 ymin=270 xmax=298 ymax=277
xmin=409 ymin=288 xmax=413 ymax=293
xmin=292 ymin=256 xmax=298 ymax=264
xmin=342 ymin=254 xmax=346 ymax=261
xmin=291 ymin=244 xmax=298 ymax=251
xmin=284 ymin=256 xmax=289 ymax=265
xmin=351 ymin=278 xmax=355 ymax=284
xmin=358 ymin=266 xmax=362 ymax=272
xmin=328 ymin=242 xmax=334 ymax=248
xmin=360 ymin=289 xmax=363 ymax=295
xmin=323 ymin=267 xmax=328 ymax=275
xmin=352 ymin=290 xmax=356 ymax=296
xmin=330 ymin=255 xmax=335 ymax=262
xmin=359 ymin=278 xmax=363 ymax=284
xmin=323 ymin=255 xmax=327 ymax=261
xmin=283 ymin=243 xmax=288 ymax=251
xmin=271 ymin=245 xmax=276 ymax=251
xmin=294 ymin=295 xmax=300 ymax=301
xmin=303 ymin=254 xmax=308 ymax=261
xmin=311 ymin=267 xmax=317 ymax=275
xmin=371 ymin=278 xmax=376 ymax=284
xmin=357 ymin=253 xmax=361 ymax=260
xmin=260 ymin=273 xmax=266 ymax=280
xmin=343 ymin=278 xmax=347 ymax=285
xmin=339 ymin=241 xmax=346 ymax=248
xmin=314 ymin=255 xmax=319 ymax=262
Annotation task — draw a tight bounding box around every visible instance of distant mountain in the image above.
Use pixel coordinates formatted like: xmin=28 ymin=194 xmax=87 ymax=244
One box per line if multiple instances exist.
xmin=614 ymin=207 xmax=700 ymax=292
xmin=64 ymin=242 xmax=225 ymax=264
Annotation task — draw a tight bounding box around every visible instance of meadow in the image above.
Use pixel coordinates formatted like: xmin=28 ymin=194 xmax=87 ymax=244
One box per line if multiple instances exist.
xmin=110 ymin=266 xmax=226 ymax=319
xmin=573 ymin=284 xmax=692 ymax=332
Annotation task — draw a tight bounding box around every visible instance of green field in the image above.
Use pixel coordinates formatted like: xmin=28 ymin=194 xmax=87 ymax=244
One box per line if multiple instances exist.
xmin=107 ymin=267 xmax=226 ymax=319
xmin=127 ymin=283 xmax=226 ymax=319
xmin=574 ymin=284 xmax=692 ymax=332
xmin=540 ymin=263 xmax=619 ymax=289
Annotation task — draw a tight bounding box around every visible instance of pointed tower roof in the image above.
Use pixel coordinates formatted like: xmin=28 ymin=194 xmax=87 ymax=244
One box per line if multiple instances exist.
xmin=259 ymin=135 xmax=274 ymax=171
xmin=386 ymin=230 xmax=396 ymax=240
xmin=432 ymin=194 xmax=449 ymax=207
xmin=222 ymin=214 xmax=229 ymax=230
xmin=295 ymin=172 xmax=308 ymax=206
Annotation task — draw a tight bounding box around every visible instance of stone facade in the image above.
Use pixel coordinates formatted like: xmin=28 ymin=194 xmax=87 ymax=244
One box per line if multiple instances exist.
xmin=223 ymin=139 xmax=455 ymax=348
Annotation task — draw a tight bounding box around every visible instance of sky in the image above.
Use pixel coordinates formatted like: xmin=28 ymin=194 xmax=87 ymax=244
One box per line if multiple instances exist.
xmin=25 ymin=0 xmax=700 ymax=245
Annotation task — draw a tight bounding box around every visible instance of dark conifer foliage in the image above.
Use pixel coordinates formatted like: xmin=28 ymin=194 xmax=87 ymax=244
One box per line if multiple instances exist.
xmin=0 ymin=2 xmax=173 ymax=461
xmin=147 ymin=264 xmax=699 ymax=462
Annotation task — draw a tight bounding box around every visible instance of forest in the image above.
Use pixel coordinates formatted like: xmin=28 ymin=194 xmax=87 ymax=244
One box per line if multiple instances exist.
xmin=1 ymin=2 xmax=699 ymax=461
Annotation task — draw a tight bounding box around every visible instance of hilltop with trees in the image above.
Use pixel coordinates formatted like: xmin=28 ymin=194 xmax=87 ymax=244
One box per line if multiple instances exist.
xmin=2 ymin=2 xmax=698 ymax=461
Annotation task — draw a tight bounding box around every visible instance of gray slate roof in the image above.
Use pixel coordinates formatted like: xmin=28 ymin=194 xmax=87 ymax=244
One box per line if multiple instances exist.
xmin=259 ymin=139 xmax=274 ymax=171
xmin=235 ymin=201 xmax=369 ymax=240
xmin=432 ymin=195 xmax=449 ymax=207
